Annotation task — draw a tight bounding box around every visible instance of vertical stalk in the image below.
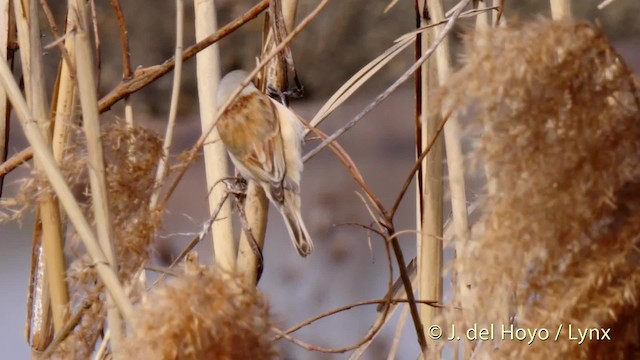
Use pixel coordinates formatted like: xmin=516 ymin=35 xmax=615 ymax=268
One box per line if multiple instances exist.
xmin=0 ymin=0 xmax=8 ymax=197
xmin=193 ymin=0 xmax=235 ymax=271
xmin=150 ymin=0 xmax=184 ymax=209
xmin=71 ymin=0 xmax=124 ymax=355
xmin=426 ymin=0 xmax=473 ymax=357
xmin=13 ymin=0 xmax=70 ymax=333
xmin=51 ymin=10 xmax=78 ymax=166
xmin=550 ymin=0 xmax=572 ymax=20
xmin=416 ymin=1 xmax=443 ymax=357
xmin=237 ymin=181 xmax=268 ymax=285
xmin=417 ymin=1 xmax=444 ymax=358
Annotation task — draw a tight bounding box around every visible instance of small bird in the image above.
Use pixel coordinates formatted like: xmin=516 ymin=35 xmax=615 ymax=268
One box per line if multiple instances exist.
xmin=216 ymin=70 xmax=314 ymax=257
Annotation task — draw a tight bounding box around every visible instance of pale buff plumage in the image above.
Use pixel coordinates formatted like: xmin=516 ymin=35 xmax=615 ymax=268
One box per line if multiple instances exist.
xmin=216 ymin=70 xmax=313 ymax=257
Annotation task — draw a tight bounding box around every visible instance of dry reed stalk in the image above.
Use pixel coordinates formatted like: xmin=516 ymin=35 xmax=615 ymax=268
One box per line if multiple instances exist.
xmin=13 ymin=0 xmax=70 ymax=333
xmin=421 ymin=0 xmax=472 ymax=358
xmin=50 ymin=9 xmax=77 ymax=173
xmin=34 ymin=6 xmax=80 ymax=351
xmin=437 ymin=19 xmax=640 ymax=359
xmin=122 ymin=268 xmax=276 ymax=359
xmin=72 ymin=0 xmax=125 ymax=354
xmin=416 ymin=1 xmax=444 ymax=358
xmin=550 ymin=0 xmax=572 ymax=20
xmin=474 ymin=0 xmax=491 ymax=29
xmin=36 ymin=11 xmax=79 ymax=343
xmin=150 ymin=0 xmax=184 ymax=209
xmin=236 ymin=180 xmax=268 ymax=285
xmin=193 ymin=0 xmax=235 ymax=272
xmin=0 ymin=0 xmax=8 ymax=197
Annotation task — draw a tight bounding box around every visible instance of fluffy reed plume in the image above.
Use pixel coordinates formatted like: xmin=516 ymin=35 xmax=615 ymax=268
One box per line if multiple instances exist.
xmin=2 ymin=122 xmax=164 ymax=358
xmin=122 ymin=267 xmax=276 ymax=360
xmin=58 ymin=123 xmax=164 ymax=358
xmin=435 ymin=20 xmax=640 ymax=358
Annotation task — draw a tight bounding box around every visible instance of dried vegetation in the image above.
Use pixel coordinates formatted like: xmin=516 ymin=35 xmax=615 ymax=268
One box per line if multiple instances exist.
xmin=0 ymin=1 xmax=639 ymax=359
xmin=436 ymin=19 xmax=640 ymax=359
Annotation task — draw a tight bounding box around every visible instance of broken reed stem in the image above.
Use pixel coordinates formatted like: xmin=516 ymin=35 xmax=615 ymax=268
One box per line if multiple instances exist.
xmin=417 ymin=1 xmax=444 ymax=358
xmin=0 ymin=55 xmax=134 ymax=322
xmin=13 ymin=0 xmax=70 ymax=333
xmin=26 ymin=5 xmax=77 ymax=348
xmin=193 ymin=0 xmax=236 ymax=271
xmin=236 ymin=181 xmax=268 ymax=286
xmin=26 ymin=229 xmax=54 ymax=352
xmin=51 ymin=10 xmax=77 ymax=165
xmin=150 ymin=0 xmax=184 ymax=209
xmin=72 ymin=0 xmax=125 ymax=354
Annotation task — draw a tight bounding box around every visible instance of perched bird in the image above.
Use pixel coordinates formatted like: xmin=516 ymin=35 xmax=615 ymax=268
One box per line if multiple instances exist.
xmin=216 ymin=70 xmax=314 ymax=257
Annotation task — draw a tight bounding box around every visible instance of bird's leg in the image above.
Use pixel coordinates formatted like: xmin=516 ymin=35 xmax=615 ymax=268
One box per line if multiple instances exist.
xmin=221 ymin=176 xmax=248 ymax=198
xmin=266 ymin=85 xmax=289 ymax=106
xmin=266 ymin=79 xmax=304 ymax=106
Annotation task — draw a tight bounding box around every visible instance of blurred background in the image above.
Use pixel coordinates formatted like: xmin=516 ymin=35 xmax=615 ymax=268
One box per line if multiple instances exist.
xmin=2 ymin=0 xmax=639 ymax=359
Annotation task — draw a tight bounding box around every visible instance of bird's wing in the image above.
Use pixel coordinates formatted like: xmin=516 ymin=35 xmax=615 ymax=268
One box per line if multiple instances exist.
xmin=219 ymin=92 xmax=286 ymax=199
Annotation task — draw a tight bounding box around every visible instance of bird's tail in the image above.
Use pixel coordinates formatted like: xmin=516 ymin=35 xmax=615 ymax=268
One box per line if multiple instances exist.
xmin=280 ymin=192 xmax=314 ymax=257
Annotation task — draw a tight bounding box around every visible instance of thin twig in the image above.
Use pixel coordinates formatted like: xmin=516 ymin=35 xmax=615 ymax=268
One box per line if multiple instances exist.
xmin=41 ymin=285 xmax=104 ymax=358
xmin=387 ymin=305 xmax=410 ymax=360
xmin=109 ymin=0 xmax=132 ymax=79
xmin=149 ymin=0 xmax=184 ymax=208
xmin=0 ymin=146 xmax=31 ymax=176
xmin=149 ymin=191 xmax=230 ymax=289
xmin=300 ymin=114 xmax=384 ymax=214
xmin=273 ymin=220 xmax=397 ymax=354
xmin=387 ymin=222 xmax=427 ymax=352
xmin=273 ymin=299 xmax=441 ymax=353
